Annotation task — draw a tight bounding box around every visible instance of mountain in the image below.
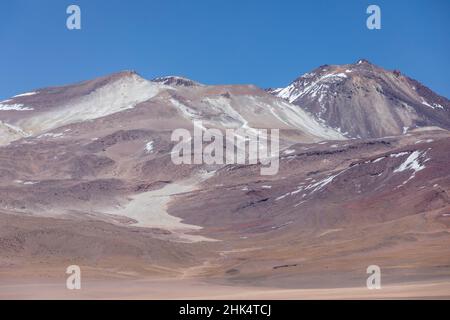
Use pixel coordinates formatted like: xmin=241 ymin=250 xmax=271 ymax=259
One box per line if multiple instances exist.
xmin=0 ymin=71 xmax=344 ymax=147
xmin=0 ymin=68 xmax=449 ymax=298
xmin=269 ymin=59 xmax=450 ymax=139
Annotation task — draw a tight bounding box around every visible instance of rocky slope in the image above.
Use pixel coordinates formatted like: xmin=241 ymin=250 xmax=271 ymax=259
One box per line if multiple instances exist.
xmin=0 ymin=71 xmax=343 ymax=147
xmin=0 ymin=67 xmax=449 ymax=297
xmin=269 ymin=59 xmax=450 ymax=138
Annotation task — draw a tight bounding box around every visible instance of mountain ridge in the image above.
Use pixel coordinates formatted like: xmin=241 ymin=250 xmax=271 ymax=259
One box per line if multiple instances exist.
xmin=268 ymin=59 xmax=450 ymax=138
xmin=1 ymin=60 xmax=448 ymax=146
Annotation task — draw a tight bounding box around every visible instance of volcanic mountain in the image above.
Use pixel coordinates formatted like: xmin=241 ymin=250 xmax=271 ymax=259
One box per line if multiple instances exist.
xmin=269 ymin=59 xmax=450 ymax=139
xmin=0 ymin=66 xmax=449 ymax=299
xmin=0 ymin=71 xmax=343 ymax=146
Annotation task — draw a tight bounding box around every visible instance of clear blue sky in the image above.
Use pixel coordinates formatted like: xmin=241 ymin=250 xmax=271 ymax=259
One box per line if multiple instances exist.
xmin=1 ymin=0 xmax=449 ymax=100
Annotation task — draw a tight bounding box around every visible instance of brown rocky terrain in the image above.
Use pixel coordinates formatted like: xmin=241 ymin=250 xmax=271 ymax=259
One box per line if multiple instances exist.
xmin=269 ymin=60 xmax=450 ymax=139
xmin=0 ymin=66 xmax=449 ymax=299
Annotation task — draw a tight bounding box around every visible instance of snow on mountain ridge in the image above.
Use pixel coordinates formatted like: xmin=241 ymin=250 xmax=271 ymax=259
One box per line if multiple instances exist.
xmin=268 ymin=60 xmax=450 ymax=138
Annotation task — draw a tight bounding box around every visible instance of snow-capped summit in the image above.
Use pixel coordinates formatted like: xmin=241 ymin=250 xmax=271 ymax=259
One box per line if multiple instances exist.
xmin=269 ymin=61 xmax=450 ymax=138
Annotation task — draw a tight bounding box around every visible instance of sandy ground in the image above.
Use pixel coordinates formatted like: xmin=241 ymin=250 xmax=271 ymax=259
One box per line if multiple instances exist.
xmin=104 ymin=178 xmax=215 ymax=242
xmin=1 ymin=278 xmax=449 ymax=300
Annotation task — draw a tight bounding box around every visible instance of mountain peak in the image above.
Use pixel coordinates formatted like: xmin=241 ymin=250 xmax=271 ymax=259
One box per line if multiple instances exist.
xmin=84 ymin=70 xmax=146 ymax=88
xmin=354 ymin=59 xmax=372 ymax=66
xmin=152 ymin=76 xmax=201 ymax=87
xmin=269 ymin=60 xmax=450 ymax=138
xmin=117 ymin=69 xmax=139 ymax=76
xmin=105 ymin=70 xmax=143 ymax=81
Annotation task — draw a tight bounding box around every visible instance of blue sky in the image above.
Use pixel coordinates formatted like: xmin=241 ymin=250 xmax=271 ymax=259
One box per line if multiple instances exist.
xmin=0 ymin=0 xmax=449 ymax=99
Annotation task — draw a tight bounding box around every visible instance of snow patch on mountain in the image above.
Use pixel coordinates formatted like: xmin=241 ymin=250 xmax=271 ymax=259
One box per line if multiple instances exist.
xmin=390 ymin=152 xmax=410 ymax=158
xmin=0 ymin=103 xmax=34 ymax=111
xmin=304 ymin=169 xmax=348 ymax=194
xmin=274 ymin=72 xmax=348 ymax=104
xmin=394 ymin=150 xmax=426 ymax=174
xmin=145 ymin=140 xmax=154 ymax=153
xmin=13 ymin=91 xmax=38 ymax=98
xmin=394 ymin=150 xmax=429 ymax=185
xmin=420 ymin=97 xmax=444 ymax=110
xmin=38 ymin=132 xmax=64 ymax=139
